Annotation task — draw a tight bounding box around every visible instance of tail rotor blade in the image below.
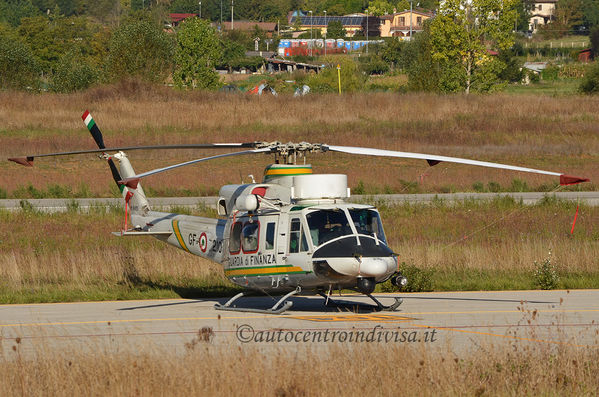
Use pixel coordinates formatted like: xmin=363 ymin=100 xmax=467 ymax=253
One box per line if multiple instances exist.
xmin=82 ymin=110 xmax=106 ymax=149
xmin=81 ymin=110 xmax=123 ymax=189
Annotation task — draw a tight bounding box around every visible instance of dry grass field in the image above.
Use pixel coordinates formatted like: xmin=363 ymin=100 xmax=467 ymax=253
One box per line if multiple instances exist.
xmin=1 ymin=197 xmax=598 ymax=302
xmin=1 ymin=81 xmax=598 ymax=197
xmin=2 ymin=86 xmax=599 ymax=395
xmin=1 ymin=342 xmax=598 ymax=396
xmin=1 ymin=85 xmax=599 ymax=301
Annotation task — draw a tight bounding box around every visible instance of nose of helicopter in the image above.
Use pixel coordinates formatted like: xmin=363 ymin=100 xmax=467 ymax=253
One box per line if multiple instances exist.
xmin=312 ymin=235 xmax=396 ymax=280
xmin=324 ymin=256 xmax=396 ymax=278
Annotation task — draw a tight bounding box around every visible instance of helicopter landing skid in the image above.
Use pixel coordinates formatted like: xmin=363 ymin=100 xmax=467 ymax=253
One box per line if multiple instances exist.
xmin=366 ymin=293 xmax=403 ymax=311
xmin=318 ymin=292 xmax=403 ymax=312
xmin=214 ymin=287 xmax=300 ymax=315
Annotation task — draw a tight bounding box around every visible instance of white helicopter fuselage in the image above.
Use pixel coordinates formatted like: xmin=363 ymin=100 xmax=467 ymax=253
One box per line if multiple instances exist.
xmin=127 ymin=165 xmax=397 ymax=295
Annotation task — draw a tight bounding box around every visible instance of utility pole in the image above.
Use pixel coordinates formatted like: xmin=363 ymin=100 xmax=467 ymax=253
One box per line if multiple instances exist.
xmin=309 ymin=10 xmax=313 ymax=57
xmin=366 ymin=9 xmax=369 ymax=54
xmin=199 ymin=1 xmax=201 ymax=18
xmin=231 ymin=0 xmax=234 ymax=30
xmin=220 ymin=0 xmax=222 ymax=25
xmin=324 ymin=10 xmax=327 ymax=57
xmin=409 ymin=0 xmax=413 ymax=40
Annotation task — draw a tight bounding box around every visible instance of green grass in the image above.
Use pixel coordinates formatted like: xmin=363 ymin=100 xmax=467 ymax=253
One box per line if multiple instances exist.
xmin=505 ymin=78 xmax=580 ymax=95
xmin=525 ymin=35 xmax=589 ymax=48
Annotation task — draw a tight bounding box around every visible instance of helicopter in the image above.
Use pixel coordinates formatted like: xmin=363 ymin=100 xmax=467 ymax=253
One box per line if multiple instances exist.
xmin=8 ymin=111 xmax=589 ymax=314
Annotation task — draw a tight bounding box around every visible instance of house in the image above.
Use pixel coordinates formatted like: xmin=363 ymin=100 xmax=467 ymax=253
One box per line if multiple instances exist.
xmin=528 ymin=0 xmax=557 ymax=33
xmin=578 ymin=48 xmax=592 ymax=62
xmin=168 ymin=13 xmax=198 ymax=28
xmin=378 ymin=9 xmax=434 ymax=39
xmin=287 ymin=11 xmax=366 ymax=37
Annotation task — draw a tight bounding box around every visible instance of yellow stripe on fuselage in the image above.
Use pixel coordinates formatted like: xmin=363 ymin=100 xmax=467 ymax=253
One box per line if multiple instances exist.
xmin=225 ymin=266 xmax=305 ymax=277
xmin=172 ymin=220 xmax=190 ymax=253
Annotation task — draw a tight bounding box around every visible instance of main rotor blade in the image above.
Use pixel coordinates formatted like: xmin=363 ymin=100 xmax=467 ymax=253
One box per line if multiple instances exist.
xmin=119 ymin=148 xmax=273 ymax=189
xmin=324 ymin=145 xmax=589 ymax=186
xmin=8 ymin=143 xmax=260 ymax=166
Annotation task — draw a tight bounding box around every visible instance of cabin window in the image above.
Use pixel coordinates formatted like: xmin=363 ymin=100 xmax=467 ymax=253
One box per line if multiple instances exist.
xmin=289 ymin=218 xmax=309 ymax=253
xmin=265 ymin=222 xmax=276 ymax=250
xmin=229 ymin=222 xmax=242 ymax=254
xmin=241 ymin=221 xmax=260 ymax=253
xmin=349 ymin=209 xmax=387 ymax=243
xmin=306 ymin=209 xmax=353 ymax=247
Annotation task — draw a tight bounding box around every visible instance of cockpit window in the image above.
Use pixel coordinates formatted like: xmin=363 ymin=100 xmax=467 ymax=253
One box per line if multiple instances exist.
xmin=349 ymin=209 xmax=386 ymax=243
xmin=306 ymin=209 xmax=353 ymax=247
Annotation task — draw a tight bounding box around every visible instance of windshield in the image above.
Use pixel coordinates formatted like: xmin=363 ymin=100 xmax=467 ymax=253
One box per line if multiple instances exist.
xmin=349 ymin=209 xmax=387 ymax=243
xmin=306 ymin=209 xmax=353 ymax=247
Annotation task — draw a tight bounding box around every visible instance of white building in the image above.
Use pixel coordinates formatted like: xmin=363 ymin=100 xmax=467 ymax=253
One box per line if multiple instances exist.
xmin=528 ymin=0 xmax=557 ymax=33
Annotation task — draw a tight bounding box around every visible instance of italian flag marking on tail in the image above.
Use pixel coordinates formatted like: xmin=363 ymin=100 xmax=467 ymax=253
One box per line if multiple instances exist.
xmin=81 ymin=110 xmax=96 ymax=131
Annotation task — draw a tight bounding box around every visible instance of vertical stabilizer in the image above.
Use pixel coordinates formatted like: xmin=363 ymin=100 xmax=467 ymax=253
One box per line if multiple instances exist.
xmin=113 ymin=152 xmax=150 ymax=215
xmin=81 ymin=110 xmax=150 ymax=215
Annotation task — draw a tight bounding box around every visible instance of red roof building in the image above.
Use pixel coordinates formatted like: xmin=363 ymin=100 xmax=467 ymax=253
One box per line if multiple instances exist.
xmin=169 ymin=13 xmax=198 ymax=26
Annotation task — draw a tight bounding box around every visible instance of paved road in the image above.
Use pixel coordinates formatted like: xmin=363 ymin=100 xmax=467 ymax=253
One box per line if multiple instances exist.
xmin=1 ymin=191 xmax=598 ymax=212
xmin=1 ymin=290 xmax=597 ymax=358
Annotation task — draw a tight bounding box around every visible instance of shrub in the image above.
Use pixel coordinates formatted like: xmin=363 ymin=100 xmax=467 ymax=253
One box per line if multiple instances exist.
xmin=487 ymin=181 xmax=501 ymax=192
xmin=51 ymin=51 xmax=99 ymax=93
xmin=533 ymin=252 xmax=560 ymax=290
xmin=306 ymin=56 xmax=366 ymax=93
xmin=361 ymin=56 xmax=389 ymax=75
xmin=0 ymin=31 xmax=39 ymax=90
xmin=541 ymin=65 xmax=559 ymax=81
xmin=509 ymin=179 xmax=529 ymax=192
xmin=380 ymin=263 xmax=435 ymax=292
xmin=472 ymin=181 xmax=485 ymax=192
xmin=106 ymin=20 xmax=174 ymax=83
xmin=579 ymin=62 xmax=599 ymax=94
xmin=353 ymin=180 xmax=366 ymax=195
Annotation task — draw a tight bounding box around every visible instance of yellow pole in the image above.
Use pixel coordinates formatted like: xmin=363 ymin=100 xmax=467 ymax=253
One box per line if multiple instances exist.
xmin=337 ymin=64 xmax=341 ymax=95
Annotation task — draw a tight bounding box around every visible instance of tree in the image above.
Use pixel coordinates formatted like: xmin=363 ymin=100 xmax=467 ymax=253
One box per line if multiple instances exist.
xmin=106 ymin=19 xmax=175 ymax=83
xmin=429 ymin=0 xmax=518 ymax=93
xmin=174 ymin=17 xmax=222 ymax=89
xmin=553 ymin=0 xmax=583 ymax=33
xmin=0 ymin=0 xmax=40 ymax=27
xmin=401 ymin=25 xmax=441 ymax=92
xmin=368 ymin=0 xmax=394 ymax=16
xmin=515 ymin=0 xmax=533 ymax=32
xmin=87 ymin=0 xmax=121 ymax=25
xmin=591 ymin=26 xmax=599 ymax=59
xmin=218 ymin=37 xmax=245 ymax=72
xmin=326 ymin=20 xmax=346 ymax=38
xmin=582 ymin=0 xmax=599 ymax=31
xmin=51 ymin=50 xmax=99 ymax=92
xmin=380 ymin=37 xmax=404 ymax=69
xmin=0 ymin=30 xmax=39 ymax=89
